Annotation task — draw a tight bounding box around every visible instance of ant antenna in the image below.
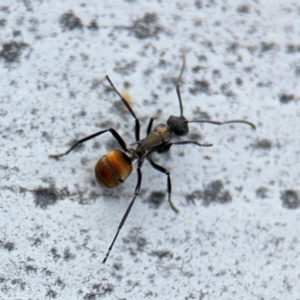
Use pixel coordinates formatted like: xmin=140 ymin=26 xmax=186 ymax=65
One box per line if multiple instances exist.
xmin=106 ymin=75 xmax=141 ymax=142
xmin=176 ymin=52 xmax=186 ymax=116
xmin=176 ymin=84 xmax=184 ymax=117
xmin=189 ymin=119 xmax=256 ymax=130
xmin=175 ymin=52 xmax=186 ymax=117
xmin=176 ymin=51 xmax=186 ymax=86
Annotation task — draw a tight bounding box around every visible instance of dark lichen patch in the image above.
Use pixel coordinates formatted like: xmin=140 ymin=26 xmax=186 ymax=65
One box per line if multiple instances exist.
xmin=41 ymin=131 xmax=52 ymax=142
xmin=202 ymin=180 xmax=232 ymax=206
xmin=13 ymin=30 xmax=21 ymax=37
xmin=123 ymin=227 xmax=147 ymax=256
xmin=90 ymin=78 xmax=103 ymax=90
xmin=92 ymin=283 xmax=114 ymax=295
xmin=220 ymin=83 xmax=235 ymax=98
xmin=33 ymin=186 xmax=66 ymax=209
xmin=129 ymin=13 xmax=162 ymax=39
xmin=279 ymin=93 xmax=294 ymax=104
xmin=31 ymin=238 xmax=42 ymax=247
xmin=192 ymin=65 xmax=202 ymax=73
xmin=198 ymin=54 xmax=208 ymax=62
xmin=252 ymin=139 xmax=272 ymax=150
xmin=261 ymin=42 xmax=277 ymax=53
xmin=186 ymin=190 xmax=201 ymax=205
xmin=235 ymin=77 xmax=243 ymax=86
xmin=59 ymin=11 xmax=83 ymax=31
xmin=189 ymin=80 xmax=210 ymax=95
xmin=28 ymin=17 xmax=39 ymax=32
xmin=161 ymin=74 xmax=182 ymax=86
xmin=50 ymin=247 xmax=61 ymax=261
xmin=33 ymin=186 xmax=58 ymax=208
xmin=286 ymin=44 xmax=300 ymax=54
xmin=0 ymin=41 xmax=28 ymax=63
xmin=213 ymin=69 xmax=221 ymax=79
xmin=83 ymin=283 xmax=114 ymax=299
xmin=25 ymin=265 xmax=37 ymax=274
xmin=83 ymin=293 xmax=96 ymax=300
xmin=125 ymin=280 xmax=140 ymax=292
xmin=63 ymin=247 xmax=76 ymax=261
xmin=11 ymin=278 xmax=26 ymax=291
xmin=193 ymin=107 xmax=211 ymax=120
xmin=150 ymin=250 xmax=173 ymax=259
xmin=123 ymin=80 xmax=131 ymax=89
xmin=257 ymin=81 xmax=272 ymax=88
xmin=83 ymin=282 xmax=115 ymax=300
xmin=158 ymin=58 xmax=169 ymax=68
xmin=88 ymin=190 xmax=101 ymax=201
xmin=237 ymin=5 xmax=250 ymax=13
xmin=109 ymin=98 xmax=132 ymax=116
xmin=54 ymin=277 xmax=65 ymax=289
xmin=188 ymin=131 xmax=203 ymax=141
xmin=33 ymin=184 xmax=70 ymax=209
xmin=87 ymin=20 xmax=98 ymax=31
xmin=186 ymin=180 xmax=232 ymax=206
xmin=145 ymin=291 xmax=155 ymax=297
xmin=281 ymin=190 xmax=300 ymax=209
xmin=227 ymin=42 xmax=239 ymax=53
xmin=42 ymin=268 xmax=53 ymax=276
xmin=3 ymin=242 xmax=15 ymax=251
xmin=46 ymin=289 xmax=57 ymax=299
xmin=194 ymin=0 xmax=202 ymax=9
xmin=113 ymin=59 xmax=137 ymax=75
xmin=0 ymin=18 xmax=6 ymax=27
xmin=146 ymin=191 xmax=165 ymax=209
xmin=112 ymin=262 xmax=123 ymax=272
xmin=295 ymin=65 xmax=300 ymax=77
xmin=256 ymin=187 xmax=269 ymax=199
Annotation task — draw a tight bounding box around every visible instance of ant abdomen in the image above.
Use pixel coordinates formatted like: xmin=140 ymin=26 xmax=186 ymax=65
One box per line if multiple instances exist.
xmin=95 ymin=150 xmax=132 ymax=188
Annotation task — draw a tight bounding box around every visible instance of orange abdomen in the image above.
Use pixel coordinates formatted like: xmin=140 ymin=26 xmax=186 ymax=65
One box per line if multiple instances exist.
xmin=95 ymin=150 xmax=132 ymax=188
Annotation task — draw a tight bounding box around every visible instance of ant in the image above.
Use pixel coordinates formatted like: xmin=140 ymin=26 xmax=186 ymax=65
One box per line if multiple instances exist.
xmin=50 ymin=69 xmax=255 ymax=264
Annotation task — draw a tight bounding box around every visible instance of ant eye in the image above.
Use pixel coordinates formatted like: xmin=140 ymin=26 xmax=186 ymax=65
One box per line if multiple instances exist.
xmin=167 ymin=115 xmax=189 ymax=136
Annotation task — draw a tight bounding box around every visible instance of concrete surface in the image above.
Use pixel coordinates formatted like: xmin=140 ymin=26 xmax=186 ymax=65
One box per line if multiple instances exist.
xmin=0 ymin=1 xmax=299 ymax=299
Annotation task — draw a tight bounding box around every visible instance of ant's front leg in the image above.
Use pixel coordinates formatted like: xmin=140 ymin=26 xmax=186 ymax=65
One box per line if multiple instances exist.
xmin=146 ymin=117 xmax=157 ymax=135
xmin=49 ymin=128 xmax=129 ymax=158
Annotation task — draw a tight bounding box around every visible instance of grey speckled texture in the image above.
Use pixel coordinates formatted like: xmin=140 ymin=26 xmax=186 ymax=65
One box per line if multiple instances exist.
xmin=0 ymin=1 xmax=300 ymax=299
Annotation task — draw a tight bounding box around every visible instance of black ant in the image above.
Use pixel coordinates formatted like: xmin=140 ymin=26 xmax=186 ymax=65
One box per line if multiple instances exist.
xmin=50 ymin=73 xmax=255 ymax=264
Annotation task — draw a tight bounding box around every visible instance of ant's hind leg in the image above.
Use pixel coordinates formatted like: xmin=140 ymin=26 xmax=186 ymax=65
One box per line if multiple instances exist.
xmin=49 ymin=128 xmax=129 ymax=158
xmin=148 ymin=158 xmax=179 ymax=213
xmin=102 ymin=163 xmax=143 ymax=264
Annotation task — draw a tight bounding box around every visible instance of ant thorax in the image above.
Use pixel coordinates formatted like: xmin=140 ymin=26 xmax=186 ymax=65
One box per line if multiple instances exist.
xmin=136 ymin=124 xmax=172 ymax=153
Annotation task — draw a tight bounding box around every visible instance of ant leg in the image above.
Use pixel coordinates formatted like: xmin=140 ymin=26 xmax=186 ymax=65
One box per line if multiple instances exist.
xmin=49 ymin=128 xmax=128 ymax=158
xmin=148 ymin=158 xmax=179 ymax=214
xmin=102 ymin=163 xmax=142 ymax=264
xmin=106 ymin=76 xmax=141 ymax=142
xmin=171 ymin=141 xmax=213 ymax=148
xmin=146 ymin=117 xmax=156 ymax=135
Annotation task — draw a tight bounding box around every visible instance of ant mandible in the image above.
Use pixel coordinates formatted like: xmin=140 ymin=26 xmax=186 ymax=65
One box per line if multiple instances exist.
xmin=50 ymin=69 xmax=255 ymax=264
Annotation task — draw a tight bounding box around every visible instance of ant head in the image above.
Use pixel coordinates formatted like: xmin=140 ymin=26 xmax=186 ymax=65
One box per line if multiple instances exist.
xmin=167 ymin=115 xmax=189 ymax=136
xmin=167 ymin=84 xmax=189 ymax=136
